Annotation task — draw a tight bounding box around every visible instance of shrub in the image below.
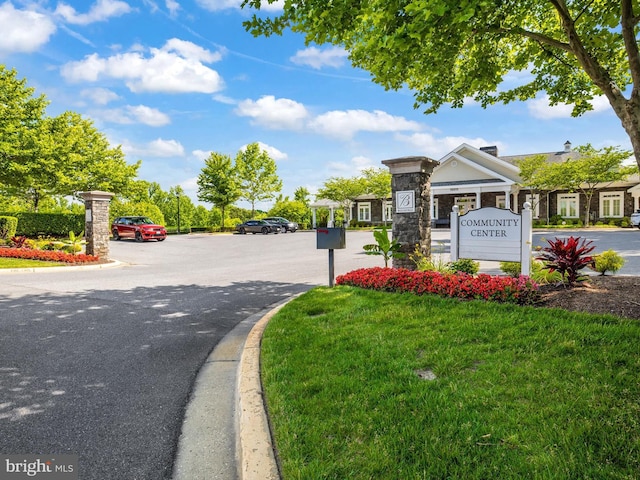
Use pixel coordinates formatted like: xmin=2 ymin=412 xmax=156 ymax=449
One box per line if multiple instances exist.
xmin=550 ymin=214 xmax=563 ymax=225
xmin=448 ymin=258 xmax=479 ymax=275
xmin=621 ymin=217 xmax=630 ymax=227
xmin=410 ymin=243 xmax=450 ymax=273
xmin=0 ymin=216 xmax=18 ymax=240
xmin=536 ymin=236 xmax=595 ymax=286
xmin=530 ymin=260 xmax=563 ymax=284
xmin=591 ymin=249 xmax=625 ymax=276
xmin=499 ymin=261 xmax=521 ymax=277
xmin=335 ymin=267 xmax=539 ymax=305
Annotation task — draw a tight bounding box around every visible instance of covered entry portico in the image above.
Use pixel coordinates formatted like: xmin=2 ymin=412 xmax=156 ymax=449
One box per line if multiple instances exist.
xmin=429 ymin=144 xmax=521 ymax=225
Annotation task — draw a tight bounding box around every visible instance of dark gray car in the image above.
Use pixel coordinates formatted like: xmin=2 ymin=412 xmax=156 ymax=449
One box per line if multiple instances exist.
xmin=263 ymin=216 xmax=299 ymax=233
xmin=235 ymin=219 xmax=280 ymax=234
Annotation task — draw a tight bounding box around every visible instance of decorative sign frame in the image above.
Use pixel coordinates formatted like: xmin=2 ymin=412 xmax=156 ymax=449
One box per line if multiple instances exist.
xmin=395 ymin=190 xmax=415 ymax=213
xmin=450 ymin=204 xmax=533 ymax=276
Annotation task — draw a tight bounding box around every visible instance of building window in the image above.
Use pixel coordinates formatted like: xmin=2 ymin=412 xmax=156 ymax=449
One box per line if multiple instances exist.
xmin=600 ymin=191 xmax=623 ymax=218
xmin=383 ymin=201 xmax=393 ymax=223
xmin=496 ymin=195 xmax=506 ymax=209
xmin=358 ymin=202 xmax=371 ymax=222
xmin=557 ymin=193 xmax=579 ymax=218
xmin=525 ymin=193 xmax=540 ymax=219
xmin=455 ymin=197 xmax=476 ymax=214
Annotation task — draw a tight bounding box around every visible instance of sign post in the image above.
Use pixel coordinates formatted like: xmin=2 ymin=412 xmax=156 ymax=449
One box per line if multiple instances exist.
xmin=451 ymin=203 xmax=533 ymax=276
xmin=316 ymin=227 xmax=346 ymax=287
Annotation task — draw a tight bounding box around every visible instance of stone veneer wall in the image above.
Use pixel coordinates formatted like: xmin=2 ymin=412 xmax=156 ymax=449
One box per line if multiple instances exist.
xmin=80 ymin=191 xmax=114 ymax=259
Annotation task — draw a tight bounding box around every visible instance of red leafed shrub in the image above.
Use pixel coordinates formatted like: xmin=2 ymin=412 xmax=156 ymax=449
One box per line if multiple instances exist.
xmin=536 ymin=236 xmax=595 ymax=286
xmin=335 ymin=267 xmax=539 ymax=305
xmin=0 ymin=247 xmax=100 ymax=264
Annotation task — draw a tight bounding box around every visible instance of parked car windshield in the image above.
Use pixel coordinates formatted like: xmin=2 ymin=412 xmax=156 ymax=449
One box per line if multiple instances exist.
xmin=131 ymin=217 xmax=155 ymax=225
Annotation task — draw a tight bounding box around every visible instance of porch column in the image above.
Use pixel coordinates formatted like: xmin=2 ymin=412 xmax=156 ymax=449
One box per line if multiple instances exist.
xmin=475 ymin=189 xmax=481 ymax=208
xmin=329 ymin=207 xmax=335 ymax=227
xmin=79 ymin=190 xmax=114 ymax=259
xmin=430 ymin=191 xmax=435 ymax=219
xmin=504 ymin=189 xmax=511 ymax=210
xmin=382 ymin=156 xmax=440 ymax=269
xmin=312 ymin=208 xmax=317 ymax=229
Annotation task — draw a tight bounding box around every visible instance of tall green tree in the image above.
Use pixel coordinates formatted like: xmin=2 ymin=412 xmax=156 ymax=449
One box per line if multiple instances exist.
xmin=316 ymin=176 xmax=366 ymax=225
xmin=197 ymin=153 xmax=241 ymax=229
xmin=243 ymin=1 xmax=640 ymax=171
xmin=0 ymin=67 xmax=139 ymax=210
xmin=563 ymin=145 xmax=636 ymax=225
xmin=516 ymin=154 xmax=566 ymax=221
xmin=235 ymin=143 xmax=282 ymax=217
xmin=361 ymin=167 xmax=392 ymax=223
xmin=294 ymin=186 xmax=311 ymax=206
xmin=0 ymin=65 xmax=48 ymax=194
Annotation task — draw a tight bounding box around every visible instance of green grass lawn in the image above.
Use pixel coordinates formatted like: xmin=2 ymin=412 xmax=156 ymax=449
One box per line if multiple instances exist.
xmin=262 ymin=287 xmax=640 ymax=479
xmin=0 ymin=258 xmax=65 ymax=268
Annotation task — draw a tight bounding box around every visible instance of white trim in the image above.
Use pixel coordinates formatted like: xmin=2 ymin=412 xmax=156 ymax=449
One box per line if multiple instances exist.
xmin=383 ymin=200 xmax=393 ymax=222
xmin=357 ymin=202 xmax=371 ymax=222
xmin=557 ymin=193 xmax=579 ymax=218
xmin=525 ymin=193 xmax=540 ymax=219
xmin=599 ymin=191 xmax=624 ymax=218
xmin=496 ymin=195 xmax=506 ymax=209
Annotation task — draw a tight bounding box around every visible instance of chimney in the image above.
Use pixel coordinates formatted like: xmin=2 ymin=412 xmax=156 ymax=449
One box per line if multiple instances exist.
xmin=480 ymin=145 xmax=499 ymax=157
xmin=564 ymin=140 xmax=572 ymax=152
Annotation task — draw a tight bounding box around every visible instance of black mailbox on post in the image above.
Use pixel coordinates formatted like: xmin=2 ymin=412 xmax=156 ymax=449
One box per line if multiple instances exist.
xmin=316 ymin=227 xmax=346 ymax=249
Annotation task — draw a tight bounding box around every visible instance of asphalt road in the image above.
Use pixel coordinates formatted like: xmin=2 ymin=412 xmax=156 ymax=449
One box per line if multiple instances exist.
xmin=1 ymin=228 xmax=638 ymax=479
xmin=0 ymin=231 xmax=381 ymax=480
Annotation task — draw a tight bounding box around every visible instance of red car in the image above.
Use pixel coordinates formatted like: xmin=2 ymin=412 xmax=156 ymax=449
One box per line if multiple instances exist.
xmin=111 ymin=216 xmax=167 ymax=242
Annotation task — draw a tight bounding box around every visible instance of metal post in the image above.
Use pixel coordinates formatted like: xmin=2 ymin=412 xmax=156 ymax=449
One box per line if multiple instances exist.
xmin=328 ymin=249 xmax=335 ymax=287
xmin=176 ymin=193 xmax=181 ymax=235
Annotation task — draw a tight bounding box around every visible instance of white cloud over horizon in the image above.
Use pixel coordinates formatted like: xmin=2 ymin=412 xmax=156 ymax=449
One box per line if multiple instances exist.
xmin=0 ymin=3 xmax=56 ymax=54
xmin=60 ymin=38 xmax=224 ymax=94
xmin=290 ymin=46 xmax=349 ymax=70
xmin=55 ymin=0 xmax=132 ymax=25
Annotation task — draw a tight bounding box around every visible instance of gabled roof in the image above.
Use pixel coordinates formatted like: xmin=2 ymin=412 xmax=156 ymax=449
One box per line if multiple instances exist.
xmin=432 ymin=144 xmax=520 ymax=186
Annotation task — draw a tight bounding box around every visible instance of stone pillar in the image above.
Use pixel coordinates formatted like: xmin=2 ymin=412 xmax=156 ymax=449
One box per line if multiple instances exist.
xmin=381 ymin=156 xmax=439 ymax=269
xmin=79 ymin=191 xmax=114 ymax=259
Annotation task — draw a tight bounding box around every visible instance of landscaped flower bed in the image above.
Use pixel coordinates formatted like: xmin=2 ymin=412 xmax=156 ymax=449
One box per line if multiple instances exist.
xmin=0 ymin=247 xmax=100 ymax=264
xmin=336 ymin=267 xmax=539 ymax=304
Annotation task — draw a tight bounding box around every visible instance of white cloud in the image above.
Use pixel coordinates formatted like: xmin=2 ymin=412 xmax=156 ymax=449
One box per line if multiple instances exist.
xmin=192 ymin=149 xmax=212 ymax=161
xmin=0 ymin=3 xmax=56 ymax=54
xmin=60 ymin=38 xmax=224 ymax=94
xmin=395 ymin=132 xmax=503 ymax=159
xmin=213 ymin=94 xmax=236 ymax=105
xmin=309 ymin=110 xmax=422 ymax=140
xmin=55 ymin=0 xmax=133 ymax=25
xmin=196 ymin=0 xmax=283 ymax=12
xmin=165 ymin=0 xmax=180 ymax=16
xmin=123 ymin=138 xmax=185 ymax=157
xmin=241 ymin=142 xmax=288 ymax=161
xmin=290 ymin=46 xmax=349 ymax=70
xmin=235 ymin=95 xmax=309 ymax=129
xmin=81 ymin=88 xmax=120 ymax=105
xmin=528 ymin=94 xmax=610 ymax=119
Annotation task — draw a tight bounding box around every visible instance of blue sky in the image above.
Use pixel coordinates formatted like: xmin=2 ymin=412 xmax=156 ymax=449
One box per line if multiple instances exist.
xmin=1 ymin=0 xmax=633 ymax=210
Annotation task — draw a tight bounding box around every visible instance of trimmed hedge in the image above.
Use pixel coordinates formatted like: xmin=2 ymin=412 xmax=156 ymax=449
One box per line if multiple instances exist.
xmin=0 ymin=212 xmax=84 ymax=237
xmin=0 ymin=216 xmax=18 ymax=240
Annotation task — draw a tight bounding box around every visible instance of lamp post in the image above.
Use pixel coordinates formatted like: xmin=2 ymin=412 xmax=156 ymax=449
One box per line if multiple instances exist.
xmin=176 ymin=192 xmax=181 ymax=235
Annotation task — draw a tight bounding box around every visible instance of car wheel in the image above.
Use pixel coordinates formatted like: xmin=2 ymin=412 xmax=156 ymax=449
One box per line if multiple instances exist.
xmin=158 ymin=238 xmax=165 ymax=242
xmin=281 ymin=226 xmax=287 ymax=233
xmin=261 ymin=227 xmax=269 ymax=234
xmin=239 ymin=227 xmax=246 ymax=234
xmin=135 ymin=231 xmax=143 ymax=242
xmin=112 ymin=229 xmax=120 ymax=240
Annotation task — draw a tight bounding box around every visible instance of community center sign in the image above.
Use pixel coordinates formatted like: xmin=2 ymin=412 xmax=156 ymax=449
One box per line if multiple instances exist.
xmin=450 ymin=204 xmax=533 ymax=276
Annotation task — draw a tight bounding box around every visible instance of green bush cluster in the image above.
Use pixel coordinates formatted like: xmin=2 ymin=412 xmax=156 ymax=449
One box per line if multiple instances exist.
xmin=591 ymin=249 xmax=625 ymax=275
xmin=0 ymin=212 xmax=84 ymax=237
xmin=0 ymin=216 xmax=18 ymax=240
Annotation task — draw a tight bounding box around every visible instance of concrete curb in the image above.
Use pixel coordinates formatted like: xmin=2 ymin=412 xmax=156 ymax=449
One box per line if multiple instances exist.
xmin=0 ymin=259 xmax=124 ymax=274
xmin=237 ymin=303 xmax=286 ymax=480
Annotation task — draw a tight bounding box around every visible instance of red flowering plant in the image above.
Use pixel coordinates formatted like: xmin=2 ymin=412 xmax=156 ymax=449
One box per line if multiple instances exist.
xmin=335 ymin=267 xmax=539 ymax=305
xmin=0 ymin=247 xmax=100 ymax=264
xmin=535 ymin=236 xmax=594 ymax=286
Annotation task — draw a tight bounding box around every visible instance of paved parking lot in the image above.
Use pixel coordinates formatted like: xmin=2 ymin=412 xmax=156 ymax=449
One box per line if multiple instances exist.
xmin=1 ymin=228 xmax=638 ymax=479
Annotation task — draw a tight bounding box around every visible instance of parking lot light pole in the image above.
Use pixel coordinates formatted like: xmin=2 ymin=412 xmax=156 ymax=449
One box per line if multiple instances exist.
xmin=176 ymin=192 xmax=181 ymax=235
